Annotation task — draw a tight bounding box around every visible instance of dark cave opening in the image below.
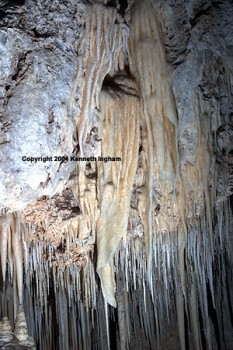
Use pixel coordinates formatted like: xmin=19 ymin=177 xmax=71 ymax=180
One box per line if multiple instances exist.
xmin=109 ymin=308 xmax=118 ymax=350
xmin=48 ymin=277 xmax=60 ymax=350
xmin=207 ymin=281 xmax=221 ymax=349
xmin=104 ymin=0 xmax=128 ymax=16
xmin=184 ymin=308 xmax=189 ymax=350
xmin=198 ymin=305 xmax=207 ymax=350
xmin=0 ymin=10 xmax=7 ymax=20
xmin=117 ymin=0 xmax=128 ymax=16
xmin=226 ymin=259 xmax=233 ymax=325
xmin=0 ymin=0 xmax=25 ymax=8
xmin=6 ymin=0 xmax=25 ymax=4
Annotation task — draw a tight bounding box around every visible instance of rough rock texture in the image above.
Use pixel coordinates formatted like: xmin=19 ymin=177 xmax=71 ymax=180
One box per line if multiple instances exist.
xmin=0 ymin=0 xmax=233 ymax=350
xmin=0 ymin=0 xmax=86 ymax=210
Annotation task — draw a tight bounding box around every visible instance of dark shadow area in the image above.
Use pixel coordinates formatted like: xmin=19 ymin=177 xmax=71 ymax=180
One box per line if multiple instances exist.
xmin=109 ymin=307 xmax=118 ymax=350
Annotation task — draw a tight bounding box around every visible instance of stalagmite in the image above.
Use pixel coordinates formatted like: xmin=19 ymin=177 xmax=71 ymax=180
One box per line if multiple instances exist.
xmin=0 ymin=317 xmax=13 ymax=343
xmin=14 ymin=305 xmax=36 ymax=348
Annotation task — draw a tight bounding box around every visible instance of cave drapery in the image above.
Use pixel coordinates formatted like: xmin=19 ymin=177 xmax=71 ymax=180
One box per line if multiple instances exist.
xmin=0 ymin=0 xmax=233 ymax=349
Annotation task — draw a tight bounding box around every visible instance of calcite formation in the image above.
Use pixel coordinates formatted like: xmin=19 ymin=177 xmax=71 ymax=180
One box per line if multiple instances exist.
xmin=0 ymin=0 xmax=232 ymax=349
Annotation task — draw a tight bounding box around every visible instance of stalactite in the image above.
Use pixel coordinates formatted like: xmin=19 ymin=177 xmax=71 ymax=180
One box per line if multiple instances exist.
xmin=128 ymin=0 xmax=179 ymax=286
xmin=96 ymin=89 xmax=140 ymax=306
xmin=0 ymin=222 xmax=8 ymax=282
xmin=0 ymin=213 xmax=24 ymax=304
xmin=12 ymin=215 xmax=23 ymax=305
xmin=0 ymin=201 xmax=231 ymax=349
xmin=76 ymin=4 xmax=128 ymax=156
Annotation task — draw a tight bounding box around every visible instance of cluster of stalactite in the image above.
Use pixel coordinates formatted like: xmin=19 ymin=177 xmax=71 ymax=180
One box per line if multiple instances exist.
xmin=0 ymin=0 xmax=233 ymax=349
xmin=0 ymin=205 xmax=232 ymax=349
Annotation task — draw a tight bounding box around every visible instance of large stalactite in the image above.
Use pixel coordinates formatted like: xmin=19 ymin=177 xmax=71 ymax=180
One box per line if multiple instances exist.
xmin=0 ymin=0 xmax=233 ymax=349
